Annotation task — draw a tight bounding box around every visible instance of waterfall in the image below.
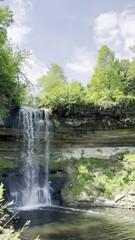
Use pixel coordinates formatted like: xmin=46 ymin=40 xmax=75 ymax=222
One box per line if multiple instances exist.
xmin=10 ymin=106 xmax=52 ymax=208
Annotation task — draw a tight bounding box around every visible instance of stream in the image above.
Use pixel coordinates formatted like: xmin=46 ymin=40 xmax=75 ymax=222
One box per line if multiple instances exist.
xmin=16 ymin=206 xmax=135 ymax=240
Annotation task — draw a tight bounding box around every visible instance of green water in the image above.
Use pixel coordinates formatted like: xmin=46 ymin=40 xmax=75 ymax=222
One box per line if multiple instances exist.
xmin=17 ymin=206 xmax=135 ymax=240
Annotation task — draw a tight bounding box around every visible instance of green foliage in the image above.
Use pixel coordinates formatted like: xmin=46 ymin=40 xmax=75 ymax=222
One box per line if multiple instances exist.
xmin=37 ymin=45 xmax=135 ymax=112
xmin=0 ymin=44 xmax=27 ymax=118
xmin=86 ymin=45 xmax=124 ymax=106
xmin=84 ymin=45 xmax=135 ymax=108
xmin=0 ymin=159 xmax=15 ymax=169
xmin=64 ymin=82 xmax=85 ymax=107
xmin=72 ymin=154 xmax=135 ymax=199
xmin=37 ymin=64 xmax=67 ymax=108
xmin=0 ymin=2 xmax=28 ymax=119
xmin=49 ymin=159 xmax=68 ymax=170
xmin=0 ymin=6 xmax=13 ymax=45
xmin=126 ymin=60 xmax=135 ymax=95
xmin=37 ymin=64 xmax=85 ymax=110
xmin=97 ymin=45 xmax=115 ymax=67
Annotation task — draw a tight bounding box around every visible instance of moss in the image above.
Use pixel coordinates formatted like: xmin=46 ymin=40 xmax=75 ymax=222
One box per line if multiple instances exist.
xmin=124 ymin=153 xmax=135 ymax=163
xmin=38 ymin=156 xmax=69 ymax=170
xmin=49 ymin=159 xmax=69 ymax=170
xmin=0 ymin=159 xmax=15 ymax=169
xmin=75 ymin=156 xmax=123 ymax=171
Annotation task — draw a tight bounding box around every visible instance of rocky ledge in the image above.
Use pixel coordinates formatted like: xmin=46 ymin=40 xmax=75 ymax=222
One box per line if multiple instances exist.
xmin=71 ymin=192 xmax=135 ymax=209
xmin=61 ymin=188 xmax=135 ymax=209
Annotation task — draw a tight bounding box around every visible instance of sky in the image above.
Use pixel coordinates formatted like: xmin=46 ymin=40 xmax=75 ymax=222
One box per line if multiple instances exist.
xmin=2 ymin=0 xmax=135 ymax=87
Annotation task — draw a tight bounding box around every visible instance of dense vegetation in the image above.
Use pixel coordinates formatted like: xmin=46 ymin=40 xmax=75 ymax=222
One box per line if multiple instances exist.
xmin=37 ymin=46 xmax=135 ymax=113
xmin=0 ymin=2 xmax=28 ymax=119
xmin=71 ymin=152 xmax=135 ymax=199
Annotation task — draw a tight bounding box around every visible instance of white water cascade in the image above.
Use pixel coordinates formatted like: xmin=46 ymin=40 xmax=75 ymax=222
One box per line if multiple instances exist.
xmin=10 ymin=106 xmax=52 ymax=208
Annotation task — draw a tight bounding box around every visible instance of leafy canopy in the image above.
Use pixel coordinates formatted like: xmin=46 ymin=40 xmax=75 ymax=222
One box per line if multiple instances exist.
xmin=0 ymin=2 xmax=27 ymax=118
xmin=86 ymin=45 xmax=125 ymax=105
xmin=37 ymin=64 xmax=67 ymax=108
xmin=37 ymin=44 xmax=135 ymax=111
xmin=37 ymin=64 xmax=85 ymax=110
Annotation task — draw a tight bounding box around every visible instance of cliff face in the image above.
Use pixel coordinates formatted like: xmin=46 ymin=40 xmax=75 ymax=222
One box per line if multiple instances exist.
xmin=1 ymin=105 xmax=135 ymax=172
xmin=0 ymin=105 xmax=135 ymax=208
xmin=50 ymin=105 xmax=135 ymax=149
xmin=2 ymin=104 xmax=135 ymax=139
xmin=52 ymin=104 xmax=135 ymax=131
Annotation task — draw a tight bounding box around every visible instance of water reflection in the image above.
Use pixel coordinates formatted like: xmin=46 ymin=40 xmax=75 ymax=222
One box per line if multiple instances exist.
xmin=16 ymin=207 xmax=135 ymax=240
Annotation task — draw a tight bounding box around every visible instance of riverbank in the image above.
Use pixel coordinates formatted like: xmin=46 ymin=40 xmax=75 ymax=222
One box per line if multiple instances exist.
xmin=60 ymin=152 xmax=135 ymax=209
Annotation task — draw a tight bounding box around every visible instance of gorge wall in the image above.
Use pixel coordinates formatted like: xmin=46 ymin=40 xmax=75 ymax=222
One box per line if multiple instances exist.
xmin=0 ymin=105 xmax=135 ymax=208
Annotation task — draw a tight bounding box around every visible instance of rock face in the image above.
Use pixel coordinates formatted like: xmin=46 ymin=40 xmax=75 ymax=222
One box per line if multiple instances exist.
xmin=90 ymin=192 xmax=135 ymax=209
xmin=0 ymin=117 xmax=4 ymax=127
xmin=52 ymin=104 xmax=135 ymax=132
xmin=2 ymin=104 xmax=135 ymax=148
xmin=61 ymin=164 xmax=135 ymax=209
xmin=61 ymin=174 xmax=135 ymax=209
xmin=1 ymin=104 xmax=135 ymax=208
xmin=50 ymin=105 xmax=135 ymax=149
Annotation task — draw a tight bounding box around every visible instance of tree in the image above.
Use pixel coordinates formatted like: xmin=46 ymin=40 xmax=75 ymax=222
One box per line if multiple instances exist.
xmin=36 ymin=63 xmax=87 ymax=110
xmin=38 ymin=63 xmax=67 ymax=91
xmin=37 ymin=64 xmax=67 ymax=108
xmin=0 ymin=2 xmax=27 ymax=118
xmin=64 ymin=81 xmax=85 ymax=107
xmin=87 ymin=45 xmax=124 ymax=105
xmin=97 ymin=45 xmax=115 ymax=67
xmin=126 ymin=60 xmax=135 ymax=96
xmin=0 ymin=4 xmax=13 ymax=45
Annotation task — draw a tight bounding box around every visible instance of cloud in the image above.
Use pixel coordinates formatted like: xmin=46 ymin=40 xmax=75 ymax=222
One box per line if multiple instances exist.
xmin=94 ymin=12 xmax=120 ymax=46
xmin=66 ymin=7 xmax=135 ymax=84
xmin=24 ymin=52 xmax=48 ymax=85
xmin=119 ymin=10 xmax=135 ymax=52
xmin=6 ymin=0 xmax=48 ymax=87
xmin=66 ymin=47 xmax=96 ymax=75
xmin=94 ymin=8 xmax=135 ymax=58
xmin=7 ymin=0 xmax=32 ymax=46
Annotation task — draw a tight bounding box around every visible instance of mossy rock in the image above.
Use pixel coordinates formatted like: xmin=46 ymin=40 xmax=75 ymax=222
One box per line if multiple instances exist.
xmin=38 ymin=156 xmax=69 ymax=171
xmin=0 ymin=159 xmax=15 ymax=169
xmin=49 ymin=159 xmax=69 ymax=171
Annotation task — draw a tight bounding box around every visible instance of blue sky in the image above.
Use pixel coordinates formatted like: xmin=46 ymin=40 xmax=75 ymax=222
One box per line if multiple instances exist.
xmin=2 ymin=0 xmax=135 ymax=86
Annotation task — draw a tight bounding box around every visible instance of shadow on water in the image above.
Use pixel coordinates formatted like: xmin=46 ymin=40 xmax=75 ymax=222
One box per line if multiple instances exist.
xmin=15 ymin=206 xmax=135 ymax=240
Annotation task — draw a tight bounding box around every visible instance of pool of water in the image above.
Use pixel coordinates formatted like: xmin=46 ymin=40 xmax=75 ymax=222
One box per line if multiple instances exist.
xmin=16 ymin=206 xmax=135 ymax=240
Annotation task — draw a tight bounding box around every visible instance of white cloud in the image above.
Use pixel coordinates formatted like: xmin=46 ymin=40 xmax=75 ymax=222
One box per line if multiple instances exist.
xmin=6 ymin=0 xmax=48 ymax=86
xmin=7 ymin=0 xmax=32 ymax=46
xmin=119 ymin=10 xmax=135 ymax=52
xmin=66 ymin=7 xmax=135 ymax=84
xmin=24 ymin=52 xmax=48 ymax=85
xmin=94 ymin=12 xmax=119 ymax=46
xmin=66 ymin=47 xmax=96 ymax=75
xmin=94 ymin=8 xmax=135 ymax=58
